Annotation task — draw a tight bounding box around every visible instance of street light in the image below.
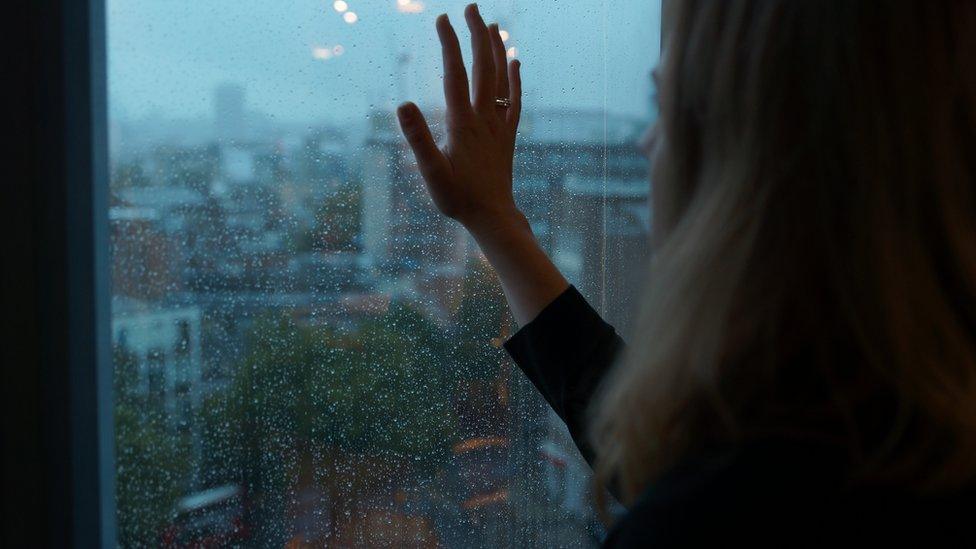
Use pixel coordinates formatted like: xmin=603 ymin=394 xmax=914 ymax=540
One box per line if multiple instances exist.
xmin=397 ymin=0 xmax=425 ymax=13
xmin=312 ymin=47 xmax=333 ymax=60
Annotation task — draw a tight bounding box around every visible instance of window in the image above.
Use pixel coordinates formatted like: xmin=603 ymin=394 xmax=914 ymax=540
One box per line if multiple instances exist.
xmin=107 ymin=1 xmax=660 ymax=546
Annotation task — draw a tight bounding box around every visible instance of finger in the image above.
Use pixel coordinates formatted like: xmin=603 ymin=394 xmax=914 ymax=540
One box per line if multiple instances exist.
xmin=436 ymin=14 xmax=473 ymax=123
xmin=488 ymin=24 xmax=510 ymax=107
xmin=464 ymin=4 xmax=496 ymax=114
xmin=507 ymin=59 xmax=522 ymax=130
xmin=397 ymin=102 xmax=452 ymax=187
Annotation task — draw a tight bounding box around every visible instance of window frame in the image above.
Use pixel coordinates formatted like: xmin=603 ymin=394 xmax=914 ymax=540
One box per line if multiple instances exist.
xmin=9 ymin=0 xmax=116 ymax=546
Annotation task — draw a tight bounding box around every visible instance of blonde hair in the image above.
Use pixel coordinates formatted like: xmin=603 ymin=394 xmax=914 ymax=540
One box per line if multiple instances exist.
xmin=591 ymin=0 xmax=976 ymax=505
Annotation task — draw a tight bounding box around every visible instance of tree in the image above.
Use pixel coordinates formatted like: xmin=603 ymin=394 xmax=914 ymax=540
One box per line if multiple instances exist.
xmin=452 ymin=258 xmax=511 ymax=382
xmin=209 ymin=304 xmax=456 ymax=543
xmin=113 ymin=346 xmax=191 ymax=548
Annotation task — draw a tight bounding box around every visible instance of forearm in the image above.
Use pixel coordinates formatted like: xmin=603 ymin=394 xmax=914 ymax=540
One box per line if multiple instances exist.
xmin=467 ymin=212 xmax=569 ymax=327
xmin=502 ymin=285 xmax=626 ymax=469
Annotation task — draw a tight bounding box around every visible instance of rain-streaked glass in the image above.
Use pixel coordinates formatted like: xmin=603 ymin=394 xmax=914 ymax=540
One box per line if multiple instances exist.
xmin=107 ymin=1 xmax=660 ymax=546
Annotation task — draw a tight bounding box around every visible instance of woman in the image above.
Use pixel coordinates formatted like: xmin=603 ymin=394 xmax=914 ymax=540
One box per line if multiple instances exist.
xmin=397 ymin=2 xmax=976 ymax=546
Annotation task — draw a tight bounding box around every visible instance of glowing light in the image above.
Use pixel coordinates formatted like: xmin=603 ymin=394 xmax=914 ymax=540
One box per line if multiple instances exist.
xmin=343 ymin=11 xmax=358 ymax=23
xmin=332 ymin=44 xmax=345 ymax=56
xmin=312 ymin=47 xmax=333 ymax=60
xmin=499 ymin=29 xmax=510 ymax=42
xmin=506 ymin=46 xmax=518 ymax=59
xmin=461 ymin=489 xmax=509 ymax=510
xmin=333 ymin=0 xmax=348 ymax=12
xmin=452 ymin=436 xmax=511 ymax=454
xmin=396 ymin=0 xmax=425 ymax=13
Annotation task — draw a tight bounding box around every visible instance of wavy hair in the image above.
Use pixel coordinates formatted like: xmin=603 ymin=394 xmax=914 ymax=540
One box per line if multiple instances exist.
xmin=591 ymin=0 xmax=976 ymax=505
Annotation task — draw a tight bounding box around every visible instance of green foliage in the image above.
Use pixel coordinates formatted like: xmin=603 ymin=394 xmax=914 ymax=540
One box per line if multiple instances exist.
xmin=196 ymin=392 xmax=246 ymax=488
xmin=344 ymin=304 xmax=455 ymax=462
xmin=113 ymin=347 xmax=191 ymax=548
xmin=453 ymin=259 xmax=510 ymax=381
xmin=111 ymin=263 xmax=511 ymax=544
xmin=228 ymin=304 xmax=455 ymax=475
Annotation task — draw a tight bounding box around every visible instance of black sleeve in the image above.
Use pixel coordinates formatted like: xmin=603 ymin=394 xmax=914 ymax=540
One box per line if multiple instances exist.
xmin=503 ymin=285 xmax=625 ymax=467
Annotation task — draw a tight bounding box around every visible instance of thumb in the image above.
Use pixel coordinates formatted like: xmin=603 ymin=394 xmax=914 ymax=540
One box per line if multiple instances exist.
xmin=396 ymin=102 xmax=451 ymax=186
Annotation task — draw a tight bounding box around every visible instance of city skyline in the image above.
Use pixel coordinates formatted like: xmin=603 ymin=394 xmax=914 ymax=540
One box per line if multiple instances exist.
xmin=107 ymin=0 xmax=661 ymax=125
xmin=107 ymin=95 xmax=652 ymax=546
xmin=106 ymin=1 xmax=659 ymax=545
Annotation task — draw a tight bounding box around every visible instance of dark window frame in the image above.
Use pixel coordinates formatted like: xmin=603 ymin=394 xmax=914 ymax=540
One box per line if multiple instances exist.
xmin=7 ymin=0 xmax=115 ymax=546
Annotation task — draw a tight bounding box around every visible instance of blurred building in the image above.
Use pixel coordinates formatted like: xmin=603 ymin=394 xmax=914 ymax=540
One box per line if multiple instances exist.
xmin=214 ymin=83 xmax=247 ymax=145
xmin=557 ymin=174 xmax=651 ymax=334
xmin=361 ymin=109 xmax=466 ymax=276
xmin=517 ymin=109 xmax=651 ymax=334
xmin=511 ymin=109 xmax=652 ymax=545
xmin=110 ymin=205 xmax=182 ymax=301
xmin=112 ymin=298 xmax=203 ymax=430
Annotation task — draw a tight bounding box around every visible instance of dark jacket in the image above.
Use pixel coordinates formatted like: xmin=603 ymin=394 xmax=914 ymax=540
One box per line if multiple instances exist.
xmin=503 ymin=286 xmax=973 ymax=547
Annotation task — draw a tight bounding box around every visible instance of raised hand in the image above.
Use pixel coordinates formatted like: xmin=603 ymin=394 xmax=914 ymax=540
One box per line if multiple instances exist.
xmin=396 ymin=3 xmax=523 ymax=235
xmin=397 ymin=3 xmax=567 ymax=325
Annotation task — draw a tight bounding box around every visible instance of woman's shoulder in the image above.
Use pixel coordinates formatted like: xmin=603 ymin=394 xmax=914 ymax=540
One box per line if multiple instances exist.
xmin=603 ymin=438 xmax=976 ymax=547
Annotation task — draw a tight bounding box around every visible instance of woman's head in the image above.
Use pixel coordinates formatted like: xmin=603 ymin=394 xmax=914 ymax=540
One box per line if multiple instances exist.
xmin=593 ymin=0 xmax=976 ymax=504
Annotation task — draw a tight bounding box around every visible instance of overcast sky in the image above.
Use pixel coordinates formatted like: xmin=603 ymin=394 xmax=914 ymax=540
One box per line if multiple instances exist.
xmin=107 ymin=0 xmax=661 ymax=125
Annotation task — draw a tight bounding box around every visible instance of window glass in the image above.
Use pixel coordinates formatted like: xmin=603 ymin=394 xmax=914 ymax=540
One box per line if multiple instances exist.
xmin=107 ymin=1 xmax=660 ymax=546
